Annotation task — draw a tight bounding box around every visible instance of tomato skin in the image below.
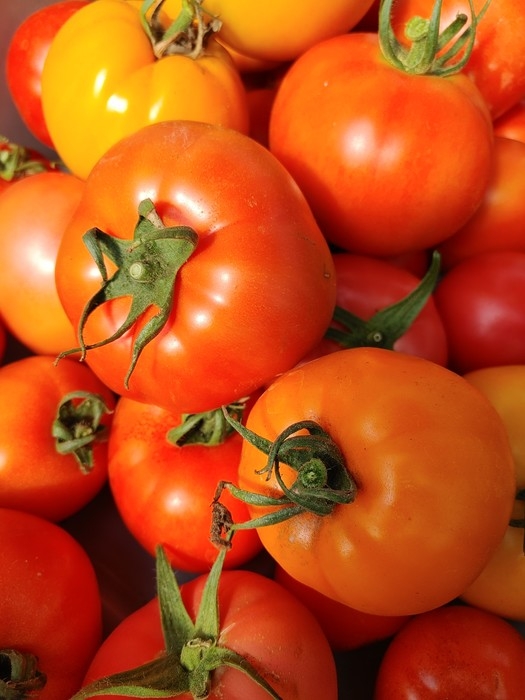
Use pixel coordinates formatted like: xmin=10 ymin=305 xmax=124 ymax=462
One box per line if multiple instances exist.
xmin=374 ymin=604 xmax=525 ymax=699
xmin=41 ymin=0 xmax=250 ymax=179
xmin=391 ymin=0 xmax=525 ymax=119
xmin=5 ymin=0 xmax=90 ymax=148
xmin=107 ymin=395 xmax=262 ymax=572
xmin=81 ymin=569 xmax=338 ymax=699
xmin=0 ymin=170 xmax=83 ymax=354
xmin=460 ymin=365 xmax=525 ymax=621
xmin=236 ymin=347 xmax=515 ymax=616
xmin=55 ymin=120 xmax=336 ymax=415
xmin=494 ymin=99 xmax=525 ymax=143
xmin=438 ymin=136 xmax=525 ymax=270
xmin=0 ymin=355 xmax=115 ymax=522
xmin=194 ymin=0 xmax=377 ymax=62
xmin=269 ymin=32 xmax=494 ymax=257
xmin=304 ymin=253 xmax=448 ymax=366
xmin=0 ymin=507 xmax=102 ymax=700
xmin=434 ymin=251 xmax=525 ymax=373
xmin=273 ymin=564 xmax=410 ymax=651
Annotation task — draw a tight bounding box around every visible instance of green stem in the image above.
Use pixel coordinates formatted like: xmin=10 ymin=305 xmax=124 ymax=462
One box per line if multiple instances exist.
xmin=0 ymin=649 xmax=46 ymax=700
xmin=325 ymin=250 xmax=441 ymax=350
xmin=378 ymin=0 xmax=491 ymax=76
xmin=140 ymin=0 xmax=221 ymax=59
xmin=52 ymin=391 xmax=113 ymax=473
xmin=167 ymin=399 xmax=249 ymax=447
xmin=211 ymin=410 xmax=356 ymax=545
xmin=57 ymin=199 xmax=198 ymax=388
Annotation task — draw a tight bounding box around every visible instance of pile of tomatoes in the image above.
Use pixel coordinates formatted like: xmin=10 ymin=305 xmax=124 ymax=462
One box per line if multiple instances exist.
xmin=2 ymin=0 xmax=525 ymax=698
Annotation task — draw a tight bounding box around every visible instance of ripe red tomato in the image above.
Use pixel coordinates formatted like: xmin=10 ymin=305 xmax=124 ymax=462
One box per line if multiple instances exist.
xmin=0 ymin=169 xmax=83 ymax=354
xmin=434 ymin=251 xmax=525 ymax=373
xmin=0 ymin=507 xmax=102 ymax=700
xmin=374 ymin=604 xmax=525 ymax=699
xmin=303 ymin=252 xmax=448 ymax=366
xmin=107 ymin=395 xmax=262 ymax=572
xmin=6 ymin=0 xmax=90 ymax=149
xmin=0 ymin=355 xmax=115 ymax=521
xmin=390 ymin=0 xmax=525 ymax=119
xmin=438 ymin=136 xmax=525 ymax=269
xmin=269 ymin=32 xmax=493 ymax=256
xmin=274 ymin=564 xmax=411 ymax=651
xmin=55 ymin=120 xmax=336 ymax=415
xmin=225 ymin=347 xmax=516 ymax=616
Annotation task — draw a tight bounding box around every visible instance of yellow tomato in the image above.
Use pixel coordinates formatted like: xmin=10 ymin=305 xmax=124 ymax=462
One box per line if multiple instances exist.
xmin=163 ymin=0 xmax=377 ymax=62
xmin=41 ymin=0 xmax=249 ymax=179
xmin=461 ymin=365 xmax=525 ymax=621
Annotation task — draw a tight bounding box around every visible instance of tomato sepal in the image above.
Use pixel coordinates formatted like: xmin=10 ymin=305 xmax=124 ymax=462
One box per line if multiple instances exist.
xmin=70 ymin=545 xmax=282 ymax=699
xmin=0 ymin=649 xmax=47 ymax=700
xmin=167 ymin=399 xmax=249 ymax=447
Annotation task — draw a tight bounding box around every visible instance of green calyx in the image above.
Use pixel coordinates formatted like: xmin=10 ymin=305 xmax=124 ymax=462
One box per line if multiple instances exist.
xmin=0 ymin=136 xmax=55 ymax=182
xmin=167 ymin=399 xmax=249 ymax=447
xmin=0 ymin=649 xmax=46 ymax=699
xmin=378 ymin=0 xmax=491 ymax=76
xmin=325 ymin=250 xmax=441 ymax=351
xmin=211 ymin=410 xmax=356 ymax=544
xmin=140 ymin=0 xmax=221 ymax=59
xmin=70 ymin=545 xmax=283 ymax=699
xmin=52 ymin=391 xmax=113 ymax=473
xmin=57 ymin=198 xmax=198 ymax=389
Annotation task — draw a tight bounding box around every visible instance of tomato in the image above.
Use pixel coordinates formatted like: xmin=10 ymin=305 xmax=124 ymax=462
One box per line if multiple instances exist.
xmin=374 ymin=604 xmax=525 ymax=699
xmin=494 ymin=99 xmax=525 ymax=143
xmin=269 ymin=30 xmax=494 ymax=257
xmin=274 ymin=564 xmax=411 ymax=651
xmin=303 ymin=252 xmax=448 ymax=366
xmin=41 ymin=0 xmax=250 ymax=179
xmin=0 ymin=135 xmax=57 ymax=194
xmin=460 ymin=365 xmax=525 ymax=621
xmin=107 ymin=395 xmax=262 ymax=572
xmin=434 ymin=251 xmax=525 ymax=373
xmin=0 ymin=355 xmax=115 ymax=521
xmin=192 ymin=0 xmax=377 ymax=63
xmin=438 ymin=136 xmax=525 ymax=269
xmin=390 ymin=0 xmax=525 ymax=119
xmin=55 ymin=120 xmax=336 ymax=415
xmin=6 ymin=0 xmax=90 ymax=149
xmin=217 ymin=347 xmax=515 ymax=616
xmin=0 ymin=507 xmax=102 ymax=700
xmin=78 ymin=564 xmax=338 ymax=699
xmin=0 ymin=170 xmax=82 ymax=354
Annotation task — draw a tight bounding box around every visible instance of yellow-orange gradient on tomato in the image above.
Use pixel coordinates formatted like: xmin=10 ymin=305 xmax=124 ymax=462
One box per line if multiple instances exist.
xmin=41 ymin=0 xmax=250 ymax=179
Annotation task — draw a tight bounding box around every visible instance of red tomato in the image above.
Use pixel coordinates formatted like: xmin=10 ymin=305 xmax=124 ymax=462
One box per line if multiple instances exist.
xmin=6 ymin=0 xmax=90 ymax=148
xmin=0 ymin=355 xmax=115 ymax=521
xmin=55 ymin=120 xmax=336 ymax=414
xmin=225 ymin=347 xmax=516 ymax=616
xmin=269 ymin=32 xmax=493 ymax=257
xmin=0 ymin=507 xmax=102 ymax=700
xmin=494 ymin=99 xmax=525 ymax=143
xmin=374 ymin=604 xmax=525 ymax=699
xmin=107 ymin=395 xmax=262 ymax=572
xmin=274 ymin=564 xmax=410 ymax=651
xmin=79 ymin=567 xmax=338 ymax=699
xmin=438 ymin=136 xmax=525 ymax=269
xmin=303 ymin=252 xmax=448 ymax=366
xmin=434 ymin=251 xmax=525 ymax=373
xmin=0 ymin=170 xmax=83 ymax=354
xmin=390 ymin=0 xmax=525 ymax=119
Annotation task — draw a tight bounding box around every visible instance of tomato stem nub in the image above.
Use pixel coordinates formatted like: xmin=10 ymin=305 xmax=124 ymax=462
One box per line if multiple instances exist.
xmin=378 ymin=0 xmax=491 ymax=76
xmin=140 ymin=0 xmax=222 ymax=59
xmin=56 ymin=198 xmax=199 ymax=389
xmin=68 ymin=546 xmax=283 ymax=699
xmin=325 ymin=250 xmax=441 ymax=350
xmin=167 ymin=399 xmax=249 ymax=447
xmin=211 ymin=411 xmax=356 ymax=544
xmin=0 ymin=649 xmax=46 ymax=699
